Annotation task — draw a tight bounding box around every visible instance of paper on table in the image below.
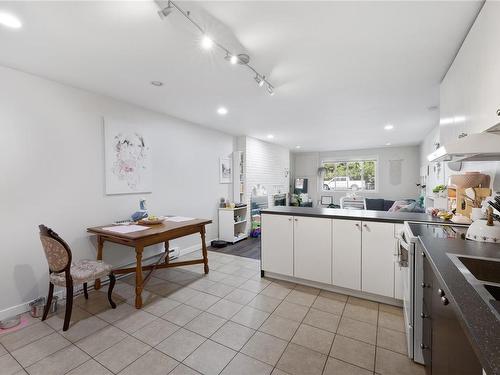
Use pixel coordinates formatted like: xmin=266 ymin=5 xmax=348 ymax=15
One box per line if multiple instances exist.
xmin=102 ymin=225 xmax=150 ymax=234
xmin=166 ymin=216 xmax=194 ymax=222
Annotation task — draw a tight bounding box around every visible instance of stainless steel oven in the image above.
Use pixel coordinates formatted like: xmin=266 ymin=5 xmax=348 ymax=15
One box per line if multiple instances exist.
xmin=399 ymin=222 xmax=470 ymax=365
xmin=397 ymin=222 xmax=421 ymax=363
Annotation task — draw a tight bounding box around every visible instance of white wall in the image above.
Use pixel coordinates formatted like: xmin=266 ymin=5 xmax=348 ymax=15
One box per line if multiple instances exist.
xmin=292 ymin=146 xmax=420 ymax=206
xmin=0 ymin=65 xmax=234 ymax=318
xmin=243 ymin=136 xmax=290 ymax=203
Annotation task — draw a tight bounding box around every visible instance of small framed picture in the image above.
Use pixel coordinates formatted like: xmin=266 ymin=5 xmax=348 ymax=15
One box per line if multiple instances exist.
xmin=219 ymin=157 xmax=232 ymax=184
xmin=321 ymin=196 xmax=333 ymax=205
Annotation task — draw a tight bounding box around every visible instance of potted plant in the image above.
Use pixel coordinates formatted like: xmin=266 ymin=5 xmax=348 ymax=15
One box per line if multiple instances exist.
xmin=432 ymin=184 xmax=447 ymax=198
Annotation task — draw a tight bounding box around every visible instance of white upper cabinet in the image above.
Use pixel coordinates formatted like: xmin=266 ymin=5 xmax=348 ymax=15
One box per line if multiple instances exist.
xmin=439 ymin=2 xmax=500 ymax=146
xmin=294 ymin=216 xmax=332 ymax=284
xmin=361 ymin=221 xmax=396 ymax=298
xmin=333 ymin=219 xmax=362 ymax=290
xmin=261 ymin=214 xmax=294 ymax=276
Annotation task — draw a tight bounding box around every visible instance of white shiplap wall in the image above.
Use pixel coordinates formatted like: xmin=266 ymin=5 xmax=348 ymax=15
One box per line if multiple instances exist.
xmin=244 ymin=137 xmax=290 ymax=204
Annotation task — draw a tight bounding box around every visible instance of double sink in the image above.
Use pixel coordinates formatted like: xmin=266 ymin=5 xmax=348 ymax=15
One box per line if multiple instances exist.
xmin=448 ymin=254 xmax=500 ymax=318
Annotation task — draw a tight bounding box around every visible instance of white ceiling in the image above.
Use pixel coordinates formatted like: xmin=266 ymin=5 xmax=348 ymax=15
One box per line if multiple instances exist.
xmin=0 ymin=1 xmax=483 ymax=151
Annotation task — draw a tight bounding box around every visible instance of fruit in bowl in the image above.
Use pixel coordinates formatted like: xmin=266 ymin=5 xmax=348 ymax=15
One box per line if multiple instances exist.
xmin=139 ymin=215 xmax=165 ymax=224
xmin=437 ymin=210 xmax=453 ymax=220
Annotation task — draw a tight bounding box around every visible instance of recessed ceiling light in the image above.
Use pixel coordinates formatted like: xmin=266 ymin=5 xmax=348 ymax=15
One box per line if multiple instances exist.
xmin=0 ymin=12 xmax=22 ymax=29
xmin=230 ymin=55 xmax=238 ymax=64
xmin=267 ymin=134 xmax=274 ymax=139
xmin=217 ymin=107 xmax=228 ymax=115
xmin=386 ymin=142 xmax=392 ymax=146
xmin=384 ymin=124 xmax=394 ymax=130
xmin=151 ymin=81 xmax=163 ymax=86
xmin=201 ymin=35 xmax=214 ymax=50
xmin=295 ymin=145 xmax=301 ymax=149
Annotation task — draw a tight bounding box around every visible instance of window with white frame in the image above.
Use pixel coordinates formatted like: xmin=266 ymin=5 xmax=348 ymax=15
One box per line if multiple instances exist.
xmin=321 ymin=159 xmax=377 ymax=191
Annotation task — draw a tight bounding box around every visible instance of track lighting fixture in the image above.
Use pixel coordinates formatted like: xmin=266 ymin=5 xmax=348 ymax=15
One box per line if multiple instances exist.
xmin=157 ymin=2 xmax=173 ymax=19
xmin=201 ymin=35 xmax=214 ymax=50
xmin=267 ymin=84 xmax=275 ymax=96
xmin=155 ymin=0 xmax=275 ymax=95
xmin=224 ymin=53 xmax=238 ymax=65
xmin=254 ymin=74 xmax=265 ymax=87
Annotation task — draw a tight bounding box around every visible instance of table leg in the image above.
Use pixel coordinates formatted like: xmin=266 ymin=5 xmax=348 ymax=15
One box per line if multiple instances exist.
xmin=200 ymin=226 xmax=209 ymax=274
xmin=135 ymin=245 xmax=144 ymax=309
xmin=95 ymin=236 xmax=104 ymax=290
xmin=164 ymin=240 xmax=170 ymax=264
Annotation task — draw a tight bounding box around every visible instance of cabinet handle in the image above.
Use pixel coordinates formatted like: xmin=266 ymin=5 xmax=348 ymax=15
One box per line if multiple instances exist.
xmin=421 ymin=252 xmax=426 ymax=258
xmin=288 ymin=218 xmax=292 ymax=221
xmin=496 ymin=109 xmax=500 ymax=116
xmin=420 ymin=312 xmax=429 ymax=319
xmin=355 ymin=223 xmax=360 ymax=228
xmin=437 ymin=288 xmax=445 ymax=297
xmin=458 ymin=132 xmax=468 ymax=139
xmin=441 ymin=296 xmax=449 ymax=306
xmin=363 ymin=224 xmax=368 ymax=228
xmin=294 ymin=218 xmax=298 ymax=222
xmin=420 ymin=343 xmax=429 ymax=350
xmin=421 ymin=282 xmax=429 ymax=288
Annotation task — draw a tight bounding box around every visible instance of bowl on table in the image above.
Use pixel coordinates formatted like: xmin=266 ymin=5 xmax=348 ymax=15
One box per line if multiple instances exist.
xmin=138 ymin=216 xmax=165 ymax=225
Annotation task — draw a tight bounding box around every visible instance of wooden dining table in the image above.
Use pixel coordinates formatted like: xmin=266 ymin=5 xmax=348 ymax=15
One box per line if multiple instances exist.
xmin=87 ymin=218 xmax=212 ymax=308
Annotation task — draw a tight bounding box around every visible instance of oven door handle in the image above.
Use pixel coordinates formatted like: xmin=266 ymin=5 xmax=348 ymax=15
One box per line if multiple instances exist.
xmin=396 ymin=233 xmax=410 ymax=267
xmin=397 ymin=233 xmax=411 ymax=251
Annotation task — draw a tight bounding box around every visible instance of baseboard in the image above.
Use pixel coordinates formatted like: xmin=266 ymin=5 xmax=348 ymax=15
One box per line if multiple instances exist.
xmin=0 ymin=238 xmax=216 ymax=321
xmin=263 ymin=271 xmax=403 ymax=307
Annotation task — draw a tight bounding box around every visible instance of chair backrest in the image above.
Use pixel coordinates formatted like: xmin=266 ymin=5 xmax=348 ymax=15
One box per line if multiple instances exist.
xmin=38 ymin=225 xmax=72 ymax=273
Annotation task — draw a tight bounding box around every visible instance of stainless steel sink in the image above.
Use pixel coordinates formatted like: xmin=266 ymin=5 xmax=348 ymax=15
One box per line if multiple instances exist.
xmin=484 ymin=284 xmax=500 ymax=301
xmin=448 ymin=254 xmax=500 ymax=318
xmin=456 ymin=256 xmax=500 ymax=285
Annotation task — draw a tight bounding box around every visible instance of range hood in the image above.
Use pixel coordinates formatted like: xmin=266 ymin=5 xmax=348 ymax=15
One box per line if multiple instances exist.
xmin=427 ymin=128 xmax=500 ymax=163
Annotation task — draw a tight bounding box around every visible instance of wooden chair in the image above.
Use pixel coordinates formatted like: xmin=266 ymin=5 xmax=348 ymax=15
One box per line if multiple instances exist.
xmin=38 ymin=225 xmax=116 ymax=331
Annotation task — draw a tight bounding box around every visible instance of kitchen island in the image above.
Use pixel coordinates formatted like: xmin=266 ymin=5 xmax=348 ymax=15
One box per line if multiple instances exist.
xmin=261 ymin=206 xmax=447 ymax=224
xmin=260 ymin=206 xmax=448 ymax=304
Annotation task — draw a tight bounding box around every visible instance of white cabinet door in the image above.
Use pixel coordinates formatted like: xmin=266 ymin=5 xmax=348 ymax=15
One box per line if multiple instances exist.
xmin=361 ymin=221 xmax=396 ymax=297
xmin=333 ymin=219 xmax=361 ymax=290
xmin=261 ymin=214 xmax=294 ymax=276
xmin=474 ymin=2 xmax=500 ymax=133
xmin=294 ymin=216 xmax=332 ymax=284
xmin=439 ymin=2 xmax=500 ymax=140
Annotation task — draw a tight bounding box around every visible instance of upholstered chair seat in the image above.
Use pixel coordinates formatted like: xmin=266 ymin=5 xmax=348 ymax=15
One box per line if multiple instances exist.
xmin=38 ymin=225 xmax=116 ymax=331
xmin=49 ymin=260 xmax=112 ymax=286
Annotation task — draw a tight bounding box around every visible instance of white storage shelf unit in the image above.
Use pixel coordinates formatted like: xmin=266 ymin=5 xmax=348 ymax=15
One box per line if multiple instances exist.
xmin=261 ymin=213 xmax=403 ymax=302
xmin=218 ymin=206 xmax=249 ymax=243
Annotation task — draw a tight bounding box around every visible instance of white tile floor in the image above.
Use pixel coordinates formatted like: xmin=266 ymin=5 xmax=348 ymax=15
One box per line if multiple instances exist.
xmin=0 ymin=250 xmax=425 ymax=375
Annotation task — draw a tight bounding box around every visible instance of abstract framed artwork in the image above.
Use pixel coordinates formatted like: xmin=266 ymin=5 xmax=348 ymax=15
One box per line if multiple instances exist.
xmin=104 ymin=118 xmax=152 ymax=195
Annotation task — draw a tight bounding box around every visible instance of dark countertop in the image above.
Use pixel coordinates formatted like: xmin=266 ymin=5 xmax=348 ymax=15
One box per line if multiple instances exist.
xmin=261 ymin=206 xmax=448 ymax=224
xmin=410 ymin=223 xmax=500 ymax=375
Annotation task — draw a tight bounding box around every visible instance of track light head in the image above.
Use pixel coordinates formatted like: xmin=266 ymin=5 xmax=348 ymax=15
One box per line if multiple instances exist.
xmin=201 ymin=35 xmax=214 ymax=50
xmin=158 ymin=2 xmax=174 ymax=19
xmin=267 ymin=84 xmax=275 ymax=96
xmin=225 ymin=53 xmax=238 ymax=65
xmin=255 ymin=74 xmax=265 ymax=87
